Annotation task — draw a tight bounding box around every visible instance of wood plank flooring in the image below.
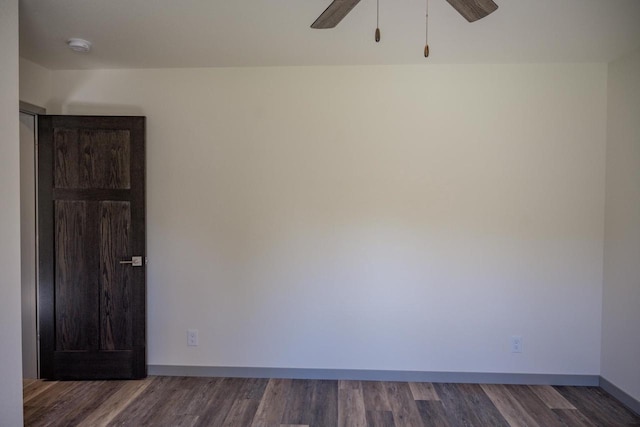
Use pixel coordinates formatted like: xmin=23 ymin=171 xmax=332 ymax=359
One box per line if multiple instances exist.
xmin=23 ymin=376 xmax=640 ymax=427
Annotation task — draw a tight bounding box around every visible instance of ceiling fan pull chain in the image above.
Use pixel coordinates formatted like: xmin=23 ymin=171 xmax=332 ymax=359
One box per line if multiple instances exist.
xmin=424 ymin=0 xmax=430 ymax=57
xmin=375 ymin=0 xmax=381 ymax=42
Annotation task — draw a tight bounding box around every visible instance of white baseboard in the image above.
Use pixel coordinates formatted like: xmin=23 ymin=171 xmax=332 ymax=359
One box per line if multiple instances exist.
xmin=600 ymin=376 xmax=640 ymax=416
xmin=148 ymin=365 xmax=599 ymax=386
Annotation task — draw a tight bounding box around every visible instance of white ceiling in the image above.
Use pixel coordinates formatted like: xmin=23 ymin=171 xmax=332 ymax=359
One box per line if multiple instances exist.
xmin=19 ymin=0 xmax=640 ymax=70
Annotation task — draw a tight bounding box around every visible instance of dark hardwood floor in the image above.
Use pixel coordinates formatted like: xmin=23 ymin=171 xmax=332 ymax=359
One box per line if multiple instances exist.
xmin=23 ymin=376 xmax=640 ymax=426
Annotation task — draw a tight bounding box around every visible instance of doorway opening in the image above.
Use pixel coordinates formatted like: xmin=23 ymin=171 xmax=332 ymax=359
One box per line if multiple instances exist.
xmin=20 ymin=101 xmax=45 ymax=379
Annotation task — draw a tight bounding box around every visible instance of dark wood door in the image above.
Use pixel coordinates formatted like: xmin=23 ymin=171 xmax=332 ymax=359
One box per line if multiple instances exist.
xmin=38 ymin=116 xmax=146 ymax=380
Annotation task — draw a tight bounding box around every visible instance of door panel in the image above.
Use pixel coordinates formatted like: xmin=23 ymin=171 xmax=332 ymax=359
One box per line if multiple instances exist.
xmin=54 ymin=128 xmax=131 ymax=189
xmin=100 ymin=201 xmax=132 ymax=351
xmin=55 ymin=200 xmax=99 ymax=352
xmin=39 ymin=115 xmax=145 ymax=380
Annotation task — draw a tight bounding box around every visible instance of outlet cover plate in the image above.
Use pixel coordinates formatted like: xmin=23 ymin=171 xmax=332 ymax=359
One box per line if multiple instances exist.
xmin=187 ymin=329 xmax=199 ymax=347
xmin=511 ymin=336 xmax=523 ymax=353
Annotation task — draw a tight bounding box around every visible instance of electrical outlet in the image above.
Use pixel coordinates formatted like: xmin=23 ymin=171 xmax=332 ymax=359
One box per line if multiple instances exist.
xmin=511 ymin=336 xmax=523 ymax=353
xmin=187 ymin=329 xmax=199 ymax=347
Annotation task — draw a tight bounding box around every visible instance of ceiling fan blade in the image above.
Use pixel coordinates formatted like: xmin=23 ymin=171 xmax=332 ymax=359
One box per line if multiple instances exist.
xmin=311 ymin=0 xmax=362 ymax=29
xmin=445 ymin=0 xmax=498 ymax=22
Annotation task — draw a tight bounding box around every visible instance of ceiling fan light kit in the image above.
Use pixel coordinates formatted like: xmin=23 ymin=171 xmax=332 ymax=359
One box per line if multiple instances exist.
xmin=310 ymin=0 xmax=498 ymax=58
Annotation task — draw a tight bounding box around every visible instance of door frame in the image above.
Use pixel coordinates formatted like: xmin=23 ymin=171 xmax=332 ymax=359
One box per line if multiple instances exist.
xmin=19 ymin=100 xmax=46 ymax=379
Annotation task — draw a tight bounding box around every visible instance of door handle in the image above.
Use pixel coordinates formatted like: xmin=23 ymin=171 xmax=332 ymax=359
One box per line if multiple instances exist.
xmin=120 ymin=256 xmax=143 ymax=267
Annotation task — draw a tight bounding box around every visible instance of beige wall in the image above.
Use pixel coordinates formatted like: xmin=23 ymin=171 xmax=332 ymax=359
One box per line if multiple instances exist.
xmin=0 ymin=0 xmax=25 ymax=424
xmin=44 ymin=63 xmax=608 ymax=375
xmin=602 ymin=47 xmax=640 ymax=401
xmin=19 ymin=58 xmax=51 ymax=109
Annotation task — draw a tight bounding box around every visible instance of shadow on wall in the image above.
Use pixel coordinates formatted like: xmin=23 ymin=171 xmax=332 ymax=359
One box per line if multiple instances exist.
xmin=51 ymin=102 xmax=144 ymax=116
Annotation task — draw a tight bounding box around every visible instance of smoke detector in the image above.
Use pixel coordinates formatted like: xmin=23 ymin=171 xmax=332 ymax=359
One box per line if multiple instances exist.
xmin=67 ymin=38 xmax=92 ymax=53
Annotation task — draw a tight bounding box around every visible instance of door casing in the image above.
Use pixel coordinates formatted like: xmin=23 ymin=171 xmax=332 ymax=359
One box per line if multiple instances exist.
xmin=19 ymin=101 xmax=46 ymax=379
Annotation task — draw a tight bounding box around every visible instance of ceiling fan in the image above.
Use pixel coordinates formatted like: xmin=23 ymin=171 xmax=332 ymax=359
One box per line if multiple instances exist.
xmin=311 ymin=0 xmax=498 ymax=29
